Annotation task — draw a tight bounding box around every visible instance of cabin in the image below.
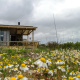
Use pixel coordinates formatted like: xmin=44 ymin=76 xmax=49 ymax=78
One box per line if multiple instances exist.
xmin=0 ymin=22 xmax=38 ymax=49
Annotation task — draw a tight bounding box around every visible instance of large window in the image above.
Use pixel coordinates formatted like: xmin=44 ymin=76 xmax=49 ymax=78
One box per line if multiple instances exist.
xmin=0 ymin=30 xmax=10 ymax=46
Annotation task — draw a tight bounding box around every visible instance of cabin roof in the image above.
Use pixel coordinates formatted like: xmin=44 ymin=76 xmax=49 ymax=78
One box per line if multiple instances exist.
xmin=0 ymin=24 xmax=37 ymax=29
xmin=0 ymin=24 xmax=37 ymax=35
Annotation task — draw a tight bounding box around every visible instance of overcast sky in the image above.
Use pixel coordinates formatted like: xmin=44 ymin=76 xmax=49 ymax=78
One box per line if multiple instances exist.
xmin=0 ymin=0 xmax=80 ymax=44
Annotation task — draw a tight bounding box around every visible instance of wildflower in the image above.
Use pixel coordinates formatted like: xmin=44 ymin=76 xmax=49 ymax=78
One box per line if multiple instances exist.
xmin=46 ymin=59 xmax=52 ymax=66
xmin=37 ymin=64 xmax=39 ymax=66
xmin=48 ymin=70 xmax=53 ymax=76
xmin=21 ymin=64 xmax=26 ymax=67
xmin=40 ymin=58 xmax=46 ymax=63
xmin=63 ymin=76 xmax=65 ymax=79
xmin=58 ymin=60 xmax=61 ymax=62
xmin=46 ymin=68 xmax=49 ymax=72
xmin=51 ymin=70 xmax=53 ymax=72
xmin=10 ymin=77 xmax=17 ymax=80
xmin=72 ymin=71 xmax=74 ymax=73
xmin=17 ymin=71 xmax=22 ymax=74
xmin=70 ymin=71 xmax=76 ymax=76
xmin=77 ymin=75 xmax=80 ymax=78
xmin=0 ymin=66 xmax=2 ymax=70
xmin=0 ymin=54 xmax=3 ymax=56
xmin=62 ymin=75 xmax=67 ymax=80
xmin=37 ymin=53 xmax=39 ymax=54
xmin=60 ymin=53 xmax=63 ymax=55
xmin=48 ymin=59 xmax=51 ymax=61
xmin=12 ymin=68 xmax=18 ymax=71
xmin=6 ymin=77 xmax=9 ymax=79
xmin=69 ymin=76 xmax=73 ymax=80
xmin=0 ymin=62 xmax=3 ymax=65
xmin=20 ymin=64 xmax=29 ymax=72
xmin=29 ymin=58 xmax=32 ymax=62
xmin=4 ymin=77 xmax=10 ymax=80
xmin=23 ymin=60 xmax=27 ymax=64
xmin=21 ymin=77 xmax=28 ymax=80
xmin=3 ymin=57 xmax=5 ymax=59
xmin=15 ymin=64 xmax=19 ymax=68
xmin=56 ymin=60 xmax=65 ymax=65
xmin=31 ymin=64 xmax=34 ymax=68
xmin=54 ymin=69 xmax=57 ymax=74
xmin=42 ymin=79 xmax=45 ymax=80
xmin=61 ymin=68 xmax=66 ymax=72
xmin=76 ymin=71 xmax=79 ymax=74
xmin=18 ymin=74 xmax=23 ymax=79
xmin=3 ymin=53 xmax=7 ymax=55
xmin=57 ymin=66 xmax=61 ymax=69
xmin=61 ymin=66 xmax=63 ymax=68
xmin=4 ymin=65 xmax=9 ymax=70
xmin=5 ymin=64 xmax=14 ymax=68
xmin=34 ymin=59 xmax=48 ymax=68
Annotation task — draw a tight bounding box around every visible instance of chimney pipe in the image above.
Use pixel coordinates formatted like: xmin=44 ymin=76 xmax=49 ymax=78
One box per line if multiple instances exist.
xmin=18 ymin=22 xmax=20 ymax=25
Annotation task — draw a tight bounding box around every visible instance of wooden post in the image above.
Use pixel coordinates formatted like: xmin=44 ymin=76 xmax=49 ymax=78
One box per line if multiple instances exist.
xmin=27 ymin=35 xmax=29 ymax=46
xmin=32 ymin=30 xmax=34 ymax=49
xmin=27 ymin=35 xmax=29 ymax=41
xmin=32 ymin=30 xmax=34 ymax=41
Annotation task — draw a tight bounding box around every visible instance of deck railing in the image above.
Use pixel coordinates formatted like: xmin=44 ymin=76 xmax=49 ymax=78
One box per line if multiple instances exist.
xmin=0 ymin=41 xmax=38 ymax=48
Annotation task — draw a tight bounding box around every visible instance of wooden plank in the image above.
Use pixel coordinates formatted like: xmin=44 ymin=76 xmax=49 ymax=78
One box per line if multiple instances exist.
xmin=0 ymin=41 xmax=39 ymax=48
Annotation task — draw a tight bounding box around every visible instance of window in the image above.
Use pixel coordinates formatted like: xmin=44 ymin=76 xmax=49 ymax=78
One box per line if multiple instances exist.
xmin=0 ymin=31 xmax=4 ymax=41
xmin=0 ymin=30 xmax=10 ymax=46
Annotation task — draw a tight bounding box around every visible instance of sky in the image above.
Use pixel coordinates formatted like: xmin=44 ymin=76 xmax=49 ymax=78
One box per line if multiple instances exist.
xmin=0 ymin=0 xmax=80 ymax=44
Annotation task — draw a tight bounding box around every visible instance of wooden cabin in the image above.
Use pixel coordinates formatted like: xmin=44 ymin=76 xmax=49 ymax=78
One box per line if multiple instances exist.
xmin=0 ymin=22 xmax=38 ymax=48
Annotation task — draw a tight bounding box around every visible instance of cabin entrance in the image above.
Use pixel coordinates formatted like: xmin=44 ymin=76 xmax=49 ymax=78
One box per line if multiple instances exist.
xmin=11 ymin=35 xmax=16 ymax=41
xmin=10 ymin=35 xmax=22 ymax=46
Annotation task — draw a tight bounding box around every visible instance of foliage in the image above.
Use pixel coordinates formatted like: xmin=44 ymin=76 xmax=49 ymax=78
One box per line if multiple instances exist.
xmin=39 ymin=41 xmax=80 ymax=50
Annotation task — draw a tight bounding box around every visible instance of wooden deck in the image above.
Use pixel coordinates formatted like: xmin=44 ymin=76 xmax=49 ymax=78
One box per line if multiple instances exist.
xmin=0 ymin=41 xmax=38 ymax=49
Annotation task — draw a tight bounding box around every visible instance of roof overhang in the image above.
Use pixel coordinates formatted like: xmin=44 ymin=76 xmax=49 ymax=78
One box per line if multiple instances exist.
xmin=0 ymin=25 xmax=37 ymax=35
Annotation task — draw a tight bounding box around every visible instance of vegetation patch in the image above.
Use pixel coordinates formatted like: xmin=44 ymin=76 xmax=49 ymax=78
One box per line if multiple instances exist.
xmin=0 ymin=47 xmax=80 ymax=80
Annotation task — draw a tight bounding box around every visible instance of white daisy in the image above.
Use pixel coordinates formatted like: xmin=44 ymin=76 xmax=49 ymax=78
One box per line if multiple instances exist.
xmin=34 ymin=59 xmax=48 ymax=68
xmin=20 ymin=64 xmax=29 ymax=72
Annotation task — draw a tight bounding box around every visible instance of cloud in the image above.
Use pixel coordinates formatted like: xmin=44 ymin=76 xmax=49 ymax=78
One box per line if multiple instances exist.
xmin=0 ymin=0 xmax=80 ymax=43
xmin=0 ymin=0 xmax=34 ymax=25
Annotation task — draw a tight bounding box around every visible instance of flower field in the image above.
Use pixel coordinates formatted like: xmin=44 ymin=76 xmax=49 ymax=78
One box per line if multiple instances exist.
xmin=0 ymin=47 xmax=80 ymax=80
